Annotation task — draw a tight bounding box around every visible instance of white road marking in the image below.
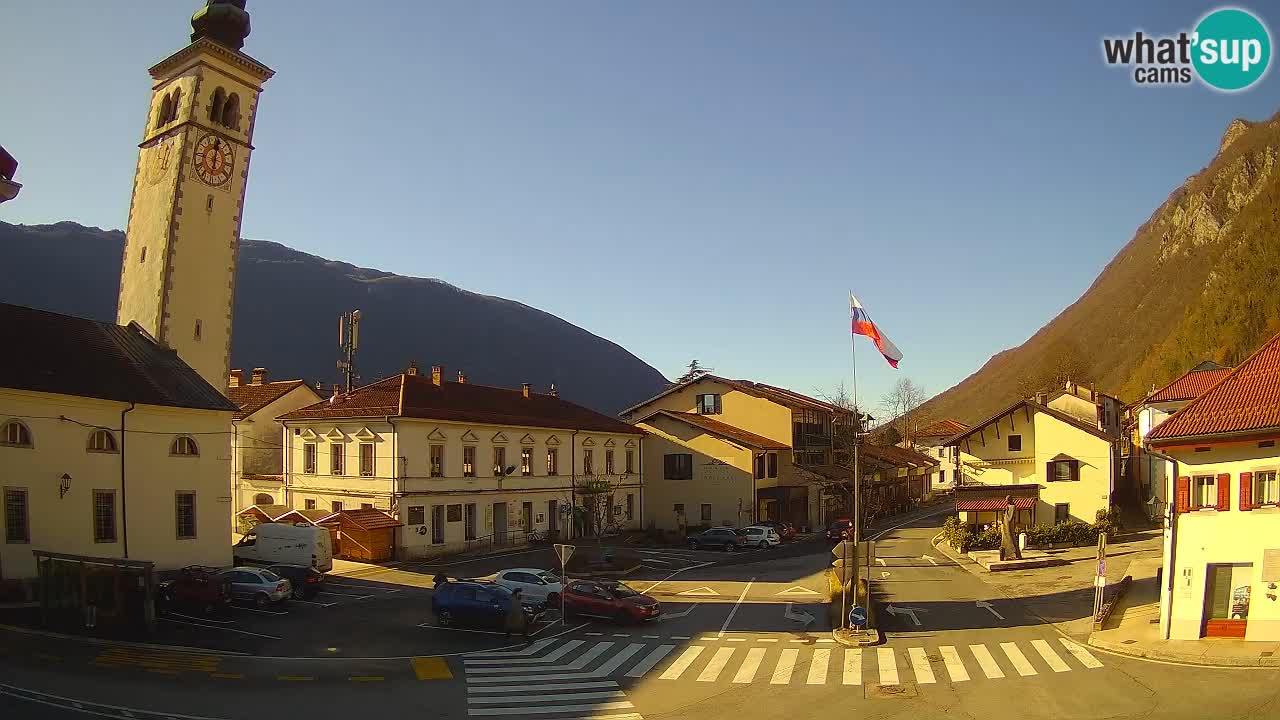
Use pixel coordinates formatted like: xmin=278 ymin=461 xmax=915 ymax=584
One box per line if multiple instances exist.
xmin=938 ymin=645 xmax=969 ymax=682
xmin=1058 ymin=638 xmax=1104 ymax=669
xmin=625 ymin=645 xmax=675 ymax=678
xmin=593 ymin=644 xmax=646 ymax=676
xmin=1000 ymin=642 xmax=1037 ymax=676
xmin=466 ymin=638 xmax=560 ymax=658
xmin=1031 ymin=639 xmax=1071 ymax=672
xmin=468 ymin=691 xmax=626 ymax=704
xmin=807 ymin=648 xmax=831 ymax=685
xmin=660 ymin=646 xmax=705 ymax=680
xmin=758 ymin=638 xmax=778 ymax=643
xmin=775 ymin=586 xmax=821 ymax=596
xmin=468 ymin=701 xmax=634 ymax=716
xmin=907 ymin=647 xmax=935 ymax=684
xmin=158 ymin=618 xmax=282 ymax=640
xmin=465 ymin=640 xmax=583 ymax=665
xmin=671 ymin=636 xmax=692 ymax=640
xmin=467 ymin=681 xmax=619 ymax=694
xmin=842 ymin=648 xmax=862 ymax=685
xmin=733 ymin=647 xmax=766 ymax=683
xmin=771 ymin=648 xmax=798 ymax=684
xmin=697 ymin=647 xmax=736 ymax=682
xmin=718 ymin=578 xmax=755 ymax=637
xmin=969 ymin=644 xmax=1004 ymax=679
xmin=877 ymin=648 xmax=898 ymax=686
xmin=467 ymin=642 xmax=612 ymax=675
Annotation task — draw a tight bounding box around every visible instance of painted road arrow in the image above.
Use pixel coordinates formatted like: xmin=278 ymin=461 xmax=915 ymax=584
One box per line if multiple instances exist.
xmin=922 ymin=555 xmax=939 ymax=566
xmin=976 ymin=600 xmax=1005 ymax=620
xmin=658 ymin=604 xmax=697 ymax=621
xmin=776 ymin=585 xmax=821 ymax=596
xmin=784 ymin=602 xmax=815 ymax=628
xmin=875 ymin=558 xmax=887 ymax=566
xmin=884 ymin=605 xmax=926 ymax=626
xmin=676 ymin=586 xmax=719 ymax=596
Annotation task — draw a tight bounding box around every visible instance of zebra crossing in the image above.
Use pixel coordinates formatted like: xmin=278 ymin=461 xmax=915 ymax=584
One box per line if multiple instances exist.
xmin=461 ymin=635 xmax=1104 ymax=713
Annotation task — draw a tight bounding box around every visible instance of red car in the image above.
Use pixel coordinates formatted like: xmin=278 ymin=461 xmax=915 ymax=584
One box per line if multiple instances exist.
xmin=563 ymin=580 xmax=661 ymax=623
xmin=158 ymin=565 xmax=232 ymax=616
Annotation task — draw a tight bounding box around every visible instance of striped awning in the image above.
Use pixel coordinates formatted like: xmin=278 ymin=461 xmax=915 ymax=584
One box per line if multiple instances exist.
xmin=956 ymin=497 xmax=1036 ymax=512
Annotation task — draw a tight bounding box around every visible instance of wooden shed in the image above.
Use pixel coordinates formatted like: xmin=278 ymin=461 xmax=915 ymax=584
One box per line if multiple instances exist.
xmin=321 ymin=509 xmax=402 ymax=562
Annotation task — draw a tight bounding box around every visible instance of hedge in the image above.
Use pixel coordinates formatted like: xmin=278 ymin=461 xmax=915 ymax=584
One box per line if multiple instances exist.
xmin=940 ymin=512 xmax=1118 ymax=553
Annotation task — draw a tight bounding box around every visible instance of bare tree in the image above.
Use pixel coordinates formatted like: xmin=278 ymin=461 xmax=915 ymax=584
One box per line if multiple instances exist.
xmin=1015 ymin=339 xmax=1093 ymax=400
xmin=576 ymin=476 xmax=622 ymax=546
xmin=879 ymin=377 xmax=929 ymax=445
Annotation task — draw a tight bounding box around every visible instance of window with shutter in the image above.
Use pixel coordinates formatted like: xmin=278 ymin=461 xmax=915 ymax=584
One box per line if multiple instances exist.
xmin=1216 ymin=473 xmax=1231 ymax=511
xmin=1239 ymin=472 xmax=1254 ymax=511
xmin=1175 ymin=476 xmax=1191 ymax=513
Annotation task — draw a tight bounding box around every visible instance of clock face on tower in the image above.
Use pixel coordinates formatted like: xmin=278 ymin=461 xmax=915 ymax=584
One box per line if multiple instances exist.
xmin=193 ymin=133 xmax=235 ymax=187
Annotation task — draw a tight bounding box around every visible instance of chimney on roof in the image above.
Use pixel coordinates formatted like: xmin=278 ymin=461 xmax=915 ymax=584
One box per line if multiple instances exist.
xmin=315 ymin=381 xmax=325 ymax=394
xmin=406 ymin=361 xmax=418 ymax=376
xmin=431 ymin=365 xmax=443 ymax=386
xmin=522 ymin=383 xmax=531 ymax=398
xmin=250 ymin=367 xmax=268 ymax=385
xmin=548 ymin=383 xmax=557 ymax=398
xmin=457 ymin=370 xmax=467 ymax=384
xmin=229 ymin=369 xmax=244 ymax=388
xmin=1034 ymin=392 xmax=1046 ymax=405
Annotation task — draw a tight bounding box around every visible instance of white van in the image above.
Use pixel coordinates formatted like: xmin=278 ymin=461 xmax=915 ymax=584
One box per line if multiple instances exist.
xmin=234 ymin=523 xmax=333 ymax=572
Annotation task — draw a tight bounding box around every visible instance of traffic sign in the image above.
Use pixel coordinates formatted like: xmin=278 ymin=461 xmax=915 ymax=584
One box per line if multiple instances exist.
xmin=832 ymin=540 xmax=858 ymax=562
xmin=831 ymin=559 xmax=856 ymax=585
xmin=554 ymin=543 xmax=575 ymax=565
xmin=849 ymin=606 xmax=867 ymax=627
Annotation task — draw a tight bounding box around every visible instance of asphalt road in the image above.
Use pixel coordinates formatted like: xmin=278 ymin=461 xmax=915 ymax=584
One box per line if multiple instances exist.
xmin=3 ymin=511 xmax=1279 ymax=719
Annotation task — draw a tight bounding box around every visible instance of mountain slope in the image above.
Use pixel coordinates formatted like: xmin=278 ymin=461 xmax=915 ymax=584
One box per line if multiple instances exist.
xmin=0 ymin=221 xmax=668 ymax=416
xmin=925 ymin=113 xmax=1280 ymax=424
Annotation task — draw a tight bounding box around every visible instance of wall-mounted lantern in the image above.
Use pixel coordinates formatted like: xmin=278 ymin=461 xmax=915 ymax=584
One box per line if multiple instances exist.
xmin=59 ymin=473 xmax=72 ymax=499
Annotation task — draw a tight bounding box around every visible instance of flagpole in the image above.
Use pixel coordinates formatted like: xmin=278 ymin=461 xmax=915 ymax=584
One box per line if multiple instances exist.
xmin=848 ymin=292 xmax=861 ymax=629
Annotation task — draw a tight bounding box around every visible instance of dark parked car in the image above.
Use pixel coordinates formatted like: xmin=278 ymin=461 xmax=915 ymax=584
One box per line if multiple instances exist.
xmin=267 ymin=564 xmax=326 ymax=600
xmin=687 ymin=527 xmax=747 ymax=551
xmin=826 ymin=519 xmax=853 ymax=541
xmin=563 ymin=580 xmax=661 ymax=623
xmin=157 ymin=566 xmax=231 ymax=616
xmin=431 ymin=579 xmax=542 ymax=629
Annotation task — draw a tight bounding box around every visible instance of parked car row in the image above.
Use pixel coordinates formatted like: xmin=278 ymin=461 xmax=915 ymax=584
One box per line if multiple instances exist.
xmin=687 ymin=522 xmax=794 ymax=551
xmin=430 ymin=568 xmax=664 ymax=631
xmin=158 ymin=562 xmax=326 ymax=615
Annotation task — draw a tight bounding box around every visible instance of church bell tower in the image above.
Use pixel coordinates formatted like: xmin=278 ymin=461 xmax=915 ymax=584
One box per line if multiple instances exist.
xmin=117 ymin=0 xmax=273 ymax=390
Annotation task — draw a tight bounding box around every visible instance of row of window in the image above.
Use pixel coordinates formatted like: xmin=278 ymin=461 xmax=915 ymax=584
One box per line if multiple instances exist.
xmin=297 ymin=498 xmax=375 ymax=513
xmin=3 ymin=487 xmax=197 ymax=544
xmin=1180 ymin=471 xmax=1279 ymax=511
xmin=662 ymin=452 xmax=779 ymax=481
xmin=153 ymin=86 xmax=242 ymax=132
xmin=429 ymin=446 xmax=635 ymax=479
xmin=672 ymin=502 xmax=714 ymax=522
xmin=1 ymin=421 xmax=200 ymax=456
xmin=302 ymin=442 xmax=374 ymax=476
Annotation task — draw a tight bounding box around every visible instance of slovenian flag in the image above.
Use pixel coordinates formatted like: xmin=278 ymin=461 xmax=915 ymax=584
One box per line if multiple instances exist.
xmin=850 ymin=293 xmax=903 ymax=368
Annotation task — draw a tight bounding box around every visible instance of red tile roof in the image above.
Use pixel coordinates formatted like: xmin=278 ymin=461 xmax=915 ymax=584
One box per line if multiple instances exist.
xmin=860 ymin=444 xmax=940 ymax=468
xmin=227 ymin=380 xmax=313 ymax=421
xmin=323 ymin=509 xmax=402 ymax=531
xmin=279 ymin=374 xmax=643 ymax=435
xmin=1149 ymin=332 xmax=1280 ymax=442
xmin=1143 ymin=367 xmax=1234 ymax=404
xmin=915 ymin=419 xmax=970 ymax=439
xmin=0 ymin=303 xmax=237 ymax=412
xmin=621 ymin=374 xmax=844 ymax=416
xmin=639 ymin=410 xmax=789 ymax=450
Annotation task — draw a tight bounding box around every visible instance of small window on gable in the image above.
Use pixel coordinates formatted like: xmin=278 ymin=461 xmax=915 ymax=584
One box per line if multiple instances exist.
xmin=1 ymin=421 xmax=33 ymax=448
xmin=87 ymin=429 xmax=117 ymax=453
xmin=209 ymin=88 xmax=226 ymax=124
xmin=171 ymin=435 xmax=199 ymax=456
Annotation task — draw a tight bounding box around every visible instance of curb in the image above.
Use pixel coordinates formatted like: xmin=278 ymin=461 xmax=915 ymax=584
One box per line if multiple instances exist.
xmin=1086 ymin=633 xmax=1280 ymax=668
xmin=0 ymin=623 xmax=250 ymax=657
xmin=831 ymin=628 xmax=880 ymax=647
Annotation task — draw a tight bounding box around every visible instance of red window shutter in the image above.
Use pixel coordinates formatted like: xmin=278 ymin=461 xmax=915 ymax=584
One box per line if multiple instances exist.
xmin=1216 ymin=473 xmax=1231 ymax=511
xmin=1239 ymin=472 xmax=1254 ymax=511
xmin=1070 ymin=459 xmax=1081 ymax=483
xmin=1175 ymin=476 xmax=1191 ymax=513
xmin=1046 ymin=462 xmax=1054 ymax=482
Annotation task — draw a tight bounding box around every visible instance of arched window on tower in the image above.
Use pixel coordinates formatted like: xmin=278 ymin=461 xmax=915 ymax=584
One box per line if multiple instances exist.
xmin=209 ymin=87 xmax=226 ymax=124
xmin=156 ymin=94 xmax=173 ymax=130
xmin=254 ymin=493 xmax=274 ymax=506
xmin=165 ymin=88 xmax=182 ymax=124
xmin=221 ymin=93 xmax=240 ymax=130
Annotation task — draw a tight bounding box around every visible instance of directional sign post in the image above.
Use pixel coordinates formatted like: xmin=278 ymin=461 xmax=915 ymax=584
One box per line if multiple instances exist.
xmin=553 ymin=543 xmax=575 ymax=624
xmin=849 ymin=606 xmax=868 ymax=629
xmin=833 ymin=540 xmax=857 ymax=626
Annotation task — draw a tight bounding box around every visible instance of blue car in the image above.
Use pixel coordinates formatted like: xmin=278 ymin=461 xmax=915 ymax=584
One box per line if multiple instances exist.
xmin=431 ymin=579 xmax=542 ymax=629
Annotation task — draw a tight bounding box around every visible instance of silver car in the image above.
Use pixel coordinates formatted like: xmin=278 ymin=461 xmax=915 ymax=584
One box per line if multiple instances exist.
xmin=493 ymin=568 xmax=564 ymax=605
xmin=219 ymin=567 xmax=291 ymax=608
xmin=740 ymin=525 xmax=782 ymax=548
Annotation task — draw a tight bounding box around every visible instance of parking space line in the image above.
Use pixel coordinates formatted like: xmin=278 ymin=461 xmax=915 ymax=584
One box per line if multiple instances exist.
xmin=160 ymin=618 xmax=283 ymax=640
xmin=211 ymin=673 xmax=244 ymax=680
xmin=228 ymin=606 xmax=289 ymax=616
xmin=417 ymin=623 xmax=508 ymax=636
xmin=163 ymin=612 xmax=235 ymax=624
xmin=317 ymin=590 xmax=375 ymax=599
xmin=146 ymin=668 xmax=179 ymax=675
xmin=292 ymin=599 xmax=338 ymax=607
xmin=277 ymin=675 xmax=314 ymax=681
xmin=350 ymin=676 xmax=385 ymax=682
xmin=327 ymin=584 xmax=401 ymax=594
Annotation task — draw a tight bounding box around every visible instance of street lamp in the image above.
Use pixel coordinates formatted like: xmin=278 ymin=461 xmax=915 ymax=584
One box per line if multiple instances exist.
xmin=59 ymin=473 xmax=72 ymax=499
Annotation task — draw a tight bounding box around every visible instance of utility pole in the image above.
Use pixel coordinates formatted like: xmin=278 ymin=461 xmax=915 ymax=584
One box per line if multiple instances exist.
xmin=337 ymin=309 xmax=362 ymax=393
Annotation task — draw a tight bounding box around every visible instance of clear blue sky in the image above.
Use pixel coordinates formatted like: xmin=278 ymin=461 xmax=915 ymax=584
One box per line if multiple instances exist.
xmin=3 ymin=1 xmax=1277 ymax=410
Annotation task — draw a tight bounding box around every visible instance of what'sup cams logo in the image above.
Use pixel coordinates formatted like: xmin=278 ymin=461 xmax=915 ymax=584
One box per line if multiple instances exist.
xmin=1103 ymin=7 xmax=1271 ymax=91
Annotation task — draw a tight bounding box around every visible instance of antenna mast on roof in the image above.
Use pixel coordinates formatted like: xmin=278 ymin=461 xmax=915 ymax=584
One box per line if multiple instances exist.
xmin=337 ymin=309 xmax=362 ymax=393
